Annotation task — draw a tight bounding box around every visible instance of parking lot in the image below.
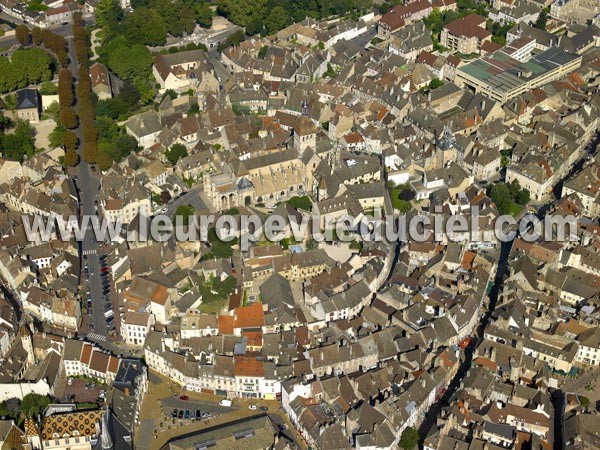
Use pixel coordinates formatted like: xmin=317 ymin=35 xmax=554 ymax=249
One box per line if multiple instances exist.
xmin=61 ymin=377 xmax=106 ymax=404
xmin=84 ymin=252 xmax=117 ymax=336
xmin=135 ymin=371 xmax=302 ymax=450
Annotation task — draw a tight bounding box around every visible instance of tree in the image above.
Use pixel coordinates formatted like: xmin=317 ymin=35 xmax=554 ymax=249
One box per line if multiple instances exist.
xmin=195 ymin=1 xmax=213 ymax=28
xmin=0 ymin=120 xmax=35 ymax=162
xmin=15 ymin=25 xmax=30 ymax=46
xmin=81 ymin=119 xmax=96 ymax=143
xmin=174 ymin=204 xmax=195 ymax=225
xmin=399 ymin=427 xmax=418 ymax=450
xmin=245 ymin=16 xmax=264 ymax=36
xmin=162 ymin=89 xmax=178 ymax=101
xmin=123 ymin=7 xmax=167 ymax=45
xmin=516 ymin=188 xmax=530 ymax=205
xmin=108 ymin=43 xmax=153 ymax=80
xmin=49 ymin=125 xmax=66 ymax=148
xmin=265 ymin=6 xmax=290 ymax=34
xmin=429 ymin=78 xmax=443 ymax=90
xmin=83 ymin=140 xmax=97 ymax=164
xmin=133 ymin=76 xmax=156 ymax=105
xmin=39 ymin=81 xmax=57 ymax=95
xmin=217 ymin=0 xmax=266 ymax=27
xmin=60 ymin=106 xmax=77 ymax=129
xmin=21 ymin=394 xmax=50 ymax=418
xmin=31 ymin=27 xmax=42 ymax=46
xmin=58 ymin=69 xmax=74 ymax=107
xmin=63 ymin=130 xmax=78 ymax=151
xmin=56 ymin=48 xmax=68 ymax=68
xmin=64 ymin=148 xmax=79 ymax=166
xmin=96 ymin=149 xmax=113 ymax=170
xmin=96 ymin=0 xmax=122 ymax=27
xmin=165 ymin=143 xmax=187 ymax=165
xmin=534 ymin=9 xmax=548 ymax=30
xmin=489 ymin=182 xmax=511 ymax=215
xmin=0 ymin=48 xmax=54 ymax=93
xmin=258 ymin=45 xmax=269 ymax=58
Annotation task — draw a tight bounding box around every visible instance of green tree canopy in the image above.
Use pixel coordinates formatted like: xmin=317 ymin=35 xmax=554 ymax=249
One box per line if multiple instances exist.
xmin=399 ymin=427 xmax=419 ymax=450
xmin=21 ymin=394 xmax=50 ymax=418
xmin=96 ymin=0 xmax=122 ymax=28
xmin=265 ymin=6 xmax=290 ymax=35
xmin=0 ymin=48 xmax=54 ymax=93
xmin=123 ymin=7 xmax=167 ymax=45
xmin=0 ymin=120 xmax=35 ymax=162
xmin=108 ymin=43 xmax=153 ymax=80
xmin=165 ymin=143 xmax=188 ymax=165
xmin=174 ymin=204 xmax=195 ymax=225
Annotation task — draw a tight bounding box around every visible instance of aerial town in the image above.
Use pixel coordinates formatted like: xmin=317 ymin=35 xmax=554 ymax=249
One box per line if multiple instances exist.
xmin=0 ymin=0 xmax=598 ymax=448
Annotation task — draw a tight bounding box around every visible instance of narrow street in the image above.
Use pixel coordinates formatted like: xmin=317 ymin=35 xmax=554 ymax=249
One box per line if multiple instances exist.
xmin=418 ymin=239 xmax=514 ymax=445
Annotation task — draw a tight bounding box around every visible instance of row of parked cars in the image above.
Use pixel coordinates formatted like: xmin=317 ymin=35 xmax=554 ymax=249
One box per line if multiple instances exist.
xmin=99 ymin=254 xmax=114 ymax=331
xmin=171 ymin=409 xmax=213 ymax=420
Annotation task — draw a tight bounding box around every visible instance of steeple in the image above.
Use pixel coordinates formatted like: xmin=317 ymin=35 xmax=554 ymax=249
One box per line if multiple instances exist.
xmin=435 ymin=124 xmax=457 ymax=151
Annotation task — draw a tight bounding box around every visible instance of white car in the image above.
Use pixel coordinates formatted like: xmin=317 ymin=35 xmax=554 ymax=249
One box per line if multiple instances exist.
xmin=248 ymin=405 xmax=257 ymax=410
xmin=67 ymin=378 xmax=73 ymax=386
xmin=219 ymin=399 xmax=232 ymax=407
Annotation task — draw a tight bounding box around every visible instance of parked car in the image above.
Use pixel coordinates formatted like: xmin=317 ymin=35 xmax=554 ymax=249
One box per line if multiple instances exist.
xmin=195 ymin=410 xmax=201 ymax=419
xmin=67 ymin=378 xmax=73 ymax=386
xmin=178 ymin=410 xmax=183 ymax=419
xmin=179 ymin=395 xmax=189 ymax=401
xmin=219 ymin=399 xmax=232 ymax=407
xmin=184 ymin=410 xmax=190 ymax=420
xmin=248 ymin=405 xmax=257 ymax=410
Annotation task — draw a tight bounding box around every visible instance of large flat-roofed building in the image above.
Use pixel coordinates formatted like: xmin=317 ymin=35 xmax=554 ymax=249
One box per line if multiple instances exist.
xmin=455 ymin=47 xmax=582 ymax=103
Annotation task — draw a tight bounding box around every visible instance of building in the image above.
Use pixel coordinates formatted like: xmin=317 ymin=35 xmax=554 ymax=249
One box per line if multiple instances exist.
xmin=456 ymin=47 xmax=582 ymax=103
xmin=121 ymin=312 xmax=154 ymax=346
xmin=39 ymin=410 xmax=104 ymax=450
xmin=377 ymin=0 xmax=432 ymax=39
xmin=62 ymin=340 xmax=120 ymax=384
xmin=89 ymin=63 xmax=111 ymax=100
xmin=15 ymin=89 xmax=40 ymax=123
xmin=441 ymin=14 xmax=491 ymax=54
xmin=160 ymin=414 xmax=281 ymax=450
xmin=152 ymin=50 xmax=219 ymax=94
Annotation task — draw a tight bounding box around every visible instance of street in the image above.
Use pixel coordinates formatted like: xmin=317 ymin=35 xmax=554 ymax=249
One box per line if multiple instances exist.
xmin=66 ymin=32 xmax=106 ymax=337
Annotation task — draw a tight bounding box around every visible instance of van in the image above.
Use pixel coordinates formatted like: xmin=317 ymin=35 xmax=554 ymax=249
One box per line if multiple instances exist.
xmin=104 ymin=310 xmax=114 ymax=319
xmin=219 ymin=399 xmax=232 ymax=407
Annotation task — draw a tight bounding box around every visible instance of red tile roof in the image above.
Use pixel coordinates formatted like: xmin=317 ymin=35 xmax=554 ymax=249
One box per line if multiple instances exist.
xmin=234 ymin=356 xmax=264 ymax=377
xmin=444 ymin=14 xmax=490 ymax=40
xmin=233 ymin=302 xmax=265 ymax=329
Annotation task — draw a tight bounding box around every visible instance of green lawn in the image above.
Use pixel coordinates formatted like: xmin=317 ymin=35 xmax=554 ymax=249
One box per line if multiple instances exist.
xmin=507 ymin=202 xmax=523 ymax=217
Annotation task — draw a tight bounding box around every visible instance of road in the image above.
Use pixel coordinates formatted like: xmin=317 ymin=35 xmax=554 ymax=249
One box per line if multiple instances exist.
xmin=0 ymin=15 xmax=75 ymax=48
xmin=67 ymin=32 xmax=106 ymax=337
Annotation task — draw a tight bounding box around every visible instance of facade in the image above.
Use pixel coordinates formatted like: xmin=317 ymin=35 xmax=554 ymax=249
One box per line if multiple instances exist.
xmin=15 ymin=89 xmax=40 ymax=123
